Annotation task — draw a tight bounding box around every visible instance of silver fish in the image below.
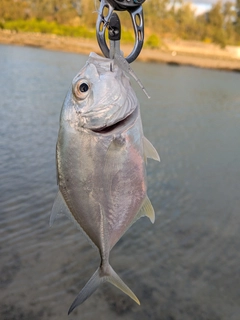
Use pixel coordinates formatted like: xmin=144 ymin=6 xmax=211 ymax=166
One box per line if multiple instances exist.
xmin=50 ymin=52 xmax=159 ymax=314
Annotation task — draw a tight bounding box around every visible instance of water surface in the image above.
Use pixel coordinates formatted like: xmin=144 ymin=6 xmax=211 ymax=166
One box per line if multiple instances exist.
xmin=0 ymin=44 xmax=240 ymax=320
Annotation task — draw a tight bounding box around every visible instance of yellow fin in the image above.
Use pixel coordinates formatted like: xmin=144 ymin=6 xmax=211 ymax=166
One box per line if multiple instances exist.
xmin=139 ymin=196 xmax=155 ymax=224
xmin=143 ymin=136 xmax=160 ymax=163
xmin=68 ymin=264 xmax=140 ymax=314
xmin=107 ymin=264 xmax=140 ymax=305
xmin=130 ymin=196 xmax=156 ymax=226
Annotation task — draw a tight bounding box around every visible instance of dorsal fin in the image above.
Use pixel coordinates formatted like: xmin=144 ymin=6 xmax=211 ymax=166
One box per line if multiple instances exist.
xmin=143 ymin=136 xmax=160 ymax=163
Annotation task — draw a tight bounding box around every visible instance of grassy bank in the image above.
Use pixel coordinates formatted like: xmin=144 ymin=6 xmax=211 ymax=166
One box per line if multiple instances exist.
xmin=0 ymin=19 xmax=136 ymax=44
xmin=2 ymin=19 xmax=96 ymax=38
xmin=0 ymin=28 xmax=240 ymax=72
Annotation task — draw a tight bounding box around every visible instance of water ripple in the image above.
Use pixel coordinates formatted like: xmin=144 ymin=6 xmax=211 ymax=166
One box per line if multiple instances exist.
xmin=1 ymin=45 xmax=240 ymax=320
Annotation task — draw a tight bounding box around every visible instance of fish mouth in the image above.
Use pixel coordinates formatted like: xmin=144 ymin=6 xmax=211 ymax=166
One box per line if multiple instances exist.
xmin=91 ymin=109 xmax=137 ymax=134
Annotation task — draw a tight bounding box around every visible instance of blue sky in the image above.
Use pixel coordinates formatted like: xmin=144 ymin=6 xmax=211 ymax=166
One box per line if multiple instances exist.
xmin=185 ymin=0 xmax=235 ymax=15
xmin=191 ymin=2 xmax=212 ymax=14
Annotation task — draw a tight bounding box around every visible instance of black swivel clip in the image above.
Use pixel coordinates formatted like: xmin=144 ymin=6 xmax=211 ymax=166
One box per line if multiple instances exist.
xmin=96 ymin=0 xmax=146 ymax=63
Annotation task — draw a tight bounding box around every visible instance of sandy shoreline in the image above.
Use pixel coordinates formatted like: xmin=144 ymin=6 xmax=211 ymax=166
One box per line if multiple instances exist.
xmin=1 ymin=29 xmax=240 ymax=71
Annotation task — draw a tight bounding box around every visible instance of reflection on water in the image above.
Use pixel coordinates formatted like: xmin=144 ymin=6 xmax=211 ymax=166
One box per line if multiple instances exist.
xmin=0 ymin=44 xmax=240 ymax=320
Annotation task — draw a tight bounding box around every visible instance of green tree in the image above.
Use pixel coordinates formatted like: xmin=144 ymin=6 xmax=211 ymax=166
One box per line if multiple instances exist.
xmin=1 ymin=0 xmax=240 ymax=45
xmin=145 ymin=0 xmax=170 ymax=31
xmin=30 ymin=0 xmax=79 ymax=24
xmin=223 ymin=1 xmax=236 ymax=43
xmin=207 ymin=1 xmax=224 ymax=28
xmin=235 ymin=0 xmax=240 ymax=35
xmin=206 ymin=1 xmax=226 ymax=47
xmin=0 ymin=0 xmax=29 ymax=21
xmin=175 ymin=2 xmax=198 ymax=39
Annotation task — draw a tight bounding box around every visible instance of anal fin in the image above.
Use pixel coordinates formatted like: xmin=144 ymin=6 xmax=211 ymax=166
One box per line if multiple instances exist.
xmin=139 ymin=195 xmax=155 ymax=224
xmin=131 ymin=196 xmax=156 ymax=226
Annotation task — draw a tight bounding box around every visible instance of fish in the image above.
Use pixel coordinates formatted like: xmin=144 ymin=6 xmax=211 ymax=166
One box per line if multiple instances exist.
xmin=50 ymin=52 xmax=160 ymax=314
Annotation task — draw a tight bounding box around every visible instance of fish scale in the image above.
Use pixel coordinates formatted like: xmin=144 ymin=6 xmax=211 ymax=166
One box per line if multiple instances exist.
xmin=50 ymin=52 xmax=159 ymax=313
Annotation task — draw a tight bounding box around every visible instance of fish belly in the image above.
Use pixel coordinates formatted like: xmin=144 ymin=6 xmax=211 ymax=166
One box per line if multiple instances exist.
xmin=57 ymin=109 xmax=147 ymax=252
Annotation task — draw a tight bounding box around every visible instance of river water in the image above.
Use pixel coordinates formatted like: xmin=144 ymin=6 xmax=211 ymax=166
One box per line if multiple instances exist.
xmin=0 ymin=44 xmax=240 ymax=320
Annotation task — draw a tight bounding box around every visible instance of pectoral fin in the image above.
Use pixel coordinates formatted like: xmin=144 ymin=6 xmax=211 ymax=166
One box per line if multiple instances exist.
xmin=143 ymin=136 xmax=160 ymax=163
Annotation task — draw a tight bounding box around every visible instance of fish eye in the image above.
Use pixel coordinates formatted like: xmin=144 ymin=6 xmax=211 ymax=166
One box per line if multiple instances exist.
xmin=73 ymin=79 xmax=90 ymax=100
xmin=79 ymin=83 xmax=89 ymax=92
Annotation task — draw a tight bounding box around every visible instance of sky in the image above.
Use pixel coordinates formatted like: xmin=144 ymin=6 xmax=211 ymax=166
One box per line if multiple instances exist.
xmin=191 ymin=2 xmax=212 ymax=15
xmin=184 ymin=0 xmax=236 ymax=15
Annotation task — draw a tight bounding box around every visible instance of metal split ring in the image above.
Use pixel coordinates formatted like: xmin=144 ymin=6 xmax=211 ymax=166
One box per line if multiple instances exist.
xmin=96 ymin=0 xmax=145 ymax=63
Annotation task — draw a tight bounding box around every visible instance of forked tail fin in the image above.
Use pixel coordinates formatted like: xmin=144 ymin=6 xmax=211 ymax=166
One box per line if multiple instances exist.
xmin=68 ymin=264 xmax=140 ymax=314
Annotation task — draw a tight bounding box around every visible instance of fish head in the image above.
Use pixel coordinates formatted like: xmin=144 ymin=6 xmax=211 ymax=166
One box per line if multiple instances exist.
xmin=62 ymin=53 xmax=138 ymax=131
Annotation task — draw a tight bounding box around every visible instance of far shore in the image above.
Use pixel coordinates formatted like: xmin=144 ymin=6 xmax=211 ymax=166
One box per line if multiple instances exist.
xmin=1 ymin=29 xmax=240 ymax=72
